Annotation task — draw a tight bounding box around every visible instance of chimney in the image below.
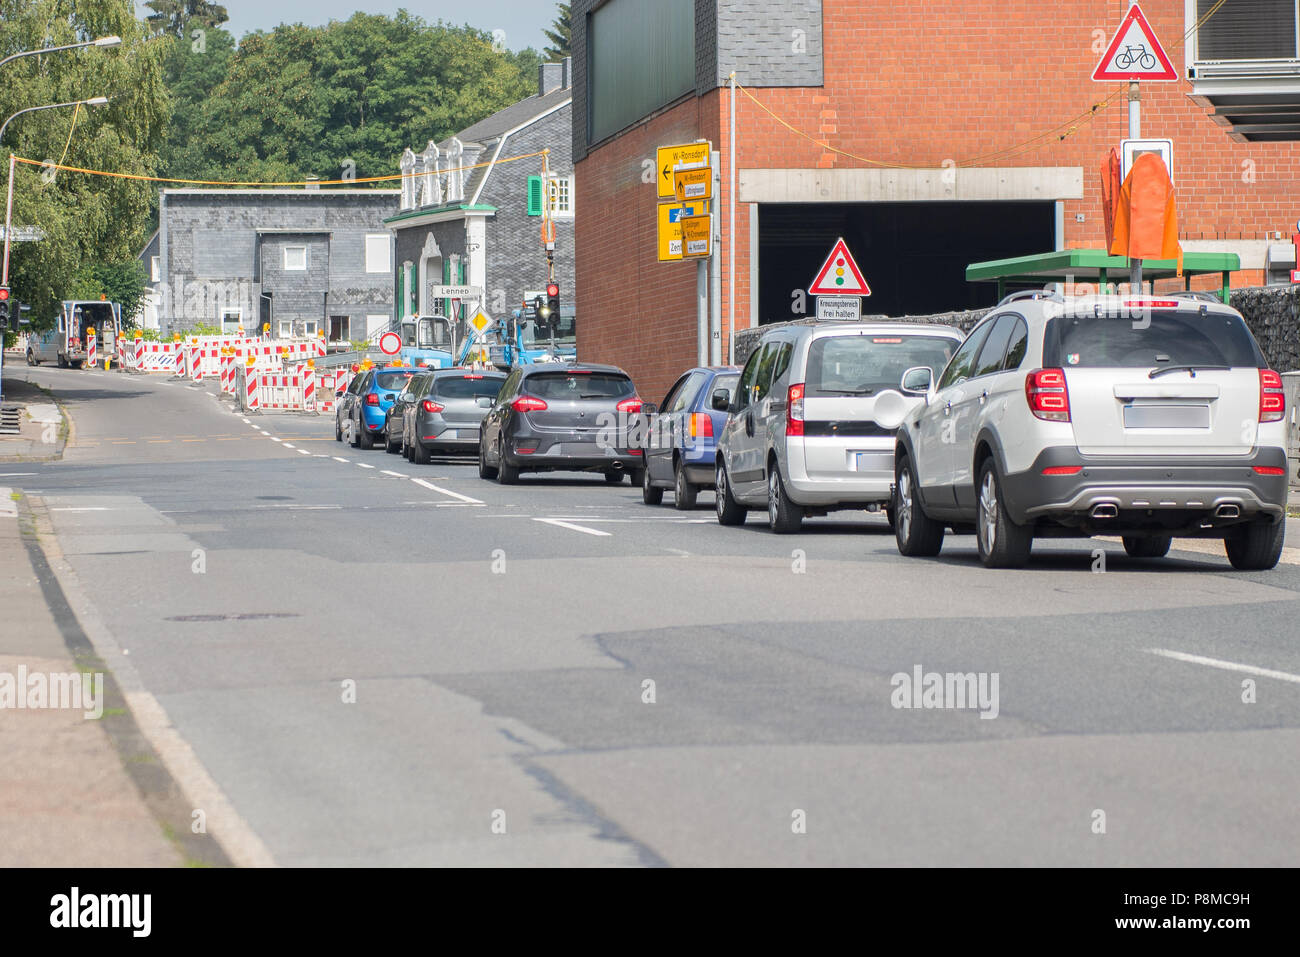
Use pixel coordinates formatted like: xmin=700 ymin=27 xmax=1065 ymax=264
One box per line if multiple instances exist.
xmin=562 ymin=56 xmax=572 ymax=90
xmin=539 ymin=62 xmax=563 ymax=97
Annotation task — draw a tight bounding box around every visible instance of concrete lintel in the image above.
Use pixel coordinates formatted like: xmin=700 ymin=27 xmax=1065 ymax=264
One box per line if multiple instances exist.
xmin=738 ymin=167 xmax=1084 ymax=204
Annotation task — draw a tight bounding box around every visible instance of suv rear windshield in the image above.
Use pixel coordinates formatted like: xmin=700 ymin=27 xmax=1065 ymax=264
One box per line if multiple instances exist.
xmin=805 ymin=335 xmax=959 ymax=397
xmin=526 ymin=371 xmax=634 ymax=399
xmin=434 ymin=375 xmax=505 ymax=399
xmin=1044 ymin=310 xmax=1264 ymax=369
xmin=374 ymin=371 xmax=416 ymax=391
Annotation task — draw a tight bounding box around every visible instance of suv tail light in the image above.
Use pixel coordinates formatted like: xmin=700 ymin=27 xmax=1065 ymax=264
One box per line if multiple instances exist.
xmin=1259 ymin=369 xmax=1285 ymax=422
xmin=1026 ymin=369 xmax=1070 ymax=422
xmin=616 ymin=397 xmax=643 ymax=414
xmin=689 ymin=413 xmax=713 ymax=438
xmin=512 ymin=396 xmax=548 ymax=412
xmin=365 ymin=393 xmax=380 ymax=406
xmin=422 ymin=400 xmax=445 ymax=414
xmin=787 ymin=383 xmax=805 ymax=436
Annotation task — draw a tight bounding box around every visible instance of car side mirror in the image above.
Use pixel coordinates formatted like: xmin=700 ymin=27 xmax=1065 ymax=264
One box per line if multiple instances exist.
xmin=711 ymin=389 xmax=730 ymax=411
xmin=901 ymin=366 xmax=933 ymax=396
xmin=399 ymin=392 xmax=414 ymax=403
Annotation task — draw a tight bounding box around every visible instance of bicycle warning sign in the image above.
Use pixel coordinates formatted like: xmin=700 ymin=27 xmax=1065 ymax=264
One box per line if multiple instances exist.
xmin=1092 ymin=3 xmax=1176 ymax=82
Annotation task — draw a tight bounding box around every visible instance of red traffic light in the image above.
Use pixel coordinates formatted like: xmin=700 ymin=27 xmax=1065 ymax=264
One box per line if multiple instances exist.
xmin=0 ymin=287 xmax=9 ymax=302
xmin=546 ymin=283 xmax=559 ymax=299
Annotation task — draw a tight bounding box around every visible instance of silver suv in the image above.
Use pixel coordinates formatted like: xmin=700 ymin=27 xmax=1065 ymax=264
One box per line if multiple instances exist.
xmin=893 ymin=293 xmax=1290 ymax=569
xmin=715 ymin=321 xmax=964 ymax=532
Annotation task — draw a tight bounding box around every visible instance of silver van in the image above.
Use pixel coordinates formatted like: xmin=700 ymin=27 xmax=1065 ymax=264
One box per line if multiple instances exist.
xmin=715 ymin=321 xmax=964 ymax=532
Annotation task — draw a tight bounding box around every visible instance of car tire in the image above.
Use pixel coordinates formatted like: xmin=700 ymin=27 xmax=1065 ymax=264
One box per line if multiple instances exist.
xmin=335 ymin=416 xmax=343 ymax=442
xmin=975 ymin=460 xmax=1033 ymax=568
xmin=642 ymin=464 xmax=664 ymax=505
xmin=604 ymin=470 xmax=625 ymax=484
xmin=497 ymin=442 xmax=520 ymax=484
xmin=1224 ymin=520 xmax=1285 ymax=571
xmin=478 ymin=439 xmax=498 ymax=480
xmin=673 ymin=458 xmax=697 ymax=511
xmin=385 ymin=430 xmax=400 ymax=454
xmin=349 ymin=417 xmax=361 ymax=448
xmin=412 ymin=438 xmax=431 ymax=465
xmin=767 ymin=465 xmax=803 ymax=533
xmin=894 ymin=455 xmax=944 ymax=557
xmin=26 ymin=350 xmax=37 ymax=367
xmin=714 ymin=460 xmax=747 ymax=526
xmin=1123 ymin=535 xmax=1171 ymax=559
xmin=357 ymin=425 xmax=374 ymax=450
xmin=884 ymin=506 xmax=897 ymax=531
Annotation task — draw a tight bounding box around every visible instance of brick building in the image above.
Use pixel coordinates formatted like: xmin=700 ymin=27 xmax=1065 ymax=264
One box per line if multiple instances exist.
xmin=386 ymin=62 xmax=575 ymax=338
xmin=572 ymin=0 xmax=1300 ymax=400
xmin=152 ymin=189 xmax=398 ymax=341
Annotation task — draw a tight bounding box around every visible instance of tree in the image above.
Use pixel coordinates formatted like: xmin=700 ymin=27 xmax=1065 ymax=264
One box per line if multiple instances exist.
xmin=67 ymin=261 xmax=149 ymax=328
xmin=143 ymin=0 xmax=229 ymax=38
xmin=0 ymin=1 xmax=168 ymax=327
xmin=156 ymin=26 xmax=236 ymax=182
xmin=542 ymin=3 xmax=571 ymax=61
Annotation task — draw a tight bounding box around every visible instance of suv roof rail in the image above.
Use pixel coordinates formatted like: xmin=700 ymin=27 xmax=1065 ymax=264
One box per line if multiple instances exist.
xmin=1169 ymin=291 xmax=1221 ymax=303
xmin=996 ymin=289 xmax=1066 ymax=307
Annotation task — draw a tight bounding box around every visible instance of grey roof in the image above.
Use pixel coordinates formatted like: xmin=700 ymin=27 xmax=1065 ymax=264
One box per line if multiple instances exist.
xmin=444 ymin=87 xmax=571 ymax=152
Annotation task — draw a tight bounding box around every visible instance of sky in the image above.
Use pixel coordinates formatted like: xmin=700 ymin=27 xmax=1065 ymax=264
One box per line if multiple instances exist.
xmin=134 ymin=1 xmax=560 ymax=51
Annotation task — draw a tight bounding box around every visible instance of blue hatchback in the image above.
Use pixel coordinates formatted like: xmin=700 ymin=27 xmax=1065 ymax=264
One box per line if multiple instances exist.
xmin=336 ymin=366 xmax=418 ymax=450
xmin=640 ymin=365 xmax=741 ymax=509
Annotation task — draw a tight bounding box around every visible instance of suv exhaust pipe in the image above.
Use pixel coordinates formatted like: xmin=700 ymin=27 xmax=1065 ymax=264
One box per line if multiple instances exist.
xmin=1215 ymin=504 xmax=1240 ymax=520
xmin=1091 ymin=504 xmax=1118 ymax=519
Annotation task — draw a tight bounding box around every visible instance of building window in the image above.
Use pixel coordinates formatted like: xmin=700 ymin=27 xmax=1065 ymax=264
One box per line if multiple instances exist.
xmin=278 ymin=320 xmax=293 ymax=338
xmin=548 ymin=175 xmax=575 ymax=219
xmin=329 ymin=315 xmax=350 ymax=342
xmin=283 ymin=246 xmax=307 ymax=271
xmin=221 ymin=308 xmax=242 ymax=334
xmin=365 ymin=234 xmax=391 ymax=274
xmin=150 ymin=255 xmax=161 ymax=283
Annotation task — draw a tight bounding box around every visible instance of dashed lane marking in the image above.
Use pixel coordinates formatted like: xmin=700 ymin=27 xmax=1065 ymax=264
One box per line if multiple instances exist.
xmin=410 ymin=478 xmax=483 ymax=505
xmin=534 ymin=518 xmax=612 ymax=537
xmin=380 ymin=470 xmax=408 ymax=478
xmin=1146 ymin=649 xmax=1300 ymax=685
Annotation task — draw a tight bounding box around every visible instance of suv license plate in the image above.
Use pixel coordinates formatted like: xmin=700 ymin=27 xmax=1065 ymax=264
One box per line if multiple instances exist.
xmin=853 ymin=452 xmax=892 ymax=471
xmin=1123 ymin=404 xmax=1210 ymax=429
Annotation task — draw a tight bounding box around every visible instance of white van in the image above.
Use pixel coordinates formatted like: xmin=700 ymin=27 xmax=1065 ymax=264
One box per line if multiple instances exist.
xmin=26 ymin=300 xmax=121 ymax=368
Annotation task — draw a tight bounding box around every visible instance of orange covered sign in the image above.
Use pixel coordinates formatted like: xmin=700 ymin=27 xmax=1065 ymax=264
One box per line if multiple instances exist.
xmin=1108 ymin=152 xmax=1181 ymax=273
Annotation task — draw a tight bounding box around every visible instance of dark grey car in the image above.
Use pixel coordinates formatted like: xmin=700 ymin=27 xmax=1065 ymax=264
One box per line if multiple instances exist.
xmin=401 ymin=369 xmax=507 ymax=463
xmin=478 ymin=363 xmax=645 ymax=484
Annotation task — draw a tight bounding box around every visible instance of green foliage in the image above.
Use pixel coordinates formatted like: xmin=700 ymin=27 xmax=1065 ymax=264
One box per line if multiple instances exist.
xmin=1 ymin=1 xmax=167 ymax=324
xmin=543 ymin=3 xmax=571 ymax=61
xmin=143 ymin=1 xmax=229 ymax=38
xmin=66 ymin=260 xmax=148 ymax=327
xmin=161 ymin=13 xmax=540 ymax=185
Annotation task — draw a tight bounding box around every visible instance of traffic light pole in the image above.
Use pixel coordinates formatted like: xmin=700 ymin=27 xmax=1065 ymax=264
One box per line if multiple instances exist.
xmin=3 ymin=153 xmax=15 ymax=287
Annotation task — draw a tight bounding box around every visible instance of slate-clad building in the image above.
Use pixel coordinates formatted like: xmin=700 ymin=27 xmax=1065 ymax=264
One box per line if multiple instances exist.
xmin=386 ymin=60 xmax=575 ymax=333
xmin=152 ymin=188 xmax=399 ymax=342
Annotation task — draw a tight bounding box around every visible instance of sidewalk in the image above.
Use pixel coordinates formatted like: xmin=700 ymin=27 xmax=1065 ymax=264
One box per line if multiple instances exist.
xmin=0 ymin=371 xmax=67 ymax=462
xmin=0 ymin=490 xmax=181 ymax=866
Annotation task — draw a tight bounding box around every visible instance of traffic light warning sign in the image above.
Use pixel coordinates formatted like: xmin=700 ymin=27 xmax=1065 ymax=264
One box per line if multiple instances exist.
xmin=808 ymin=238 xmax=871 ymax=296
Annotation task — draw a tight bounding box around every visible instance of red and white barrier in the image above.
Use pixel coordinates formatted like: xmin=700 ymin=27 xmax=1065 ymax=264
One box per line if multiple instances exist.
xmin=86 ymin=332 xmax=97 ymax=368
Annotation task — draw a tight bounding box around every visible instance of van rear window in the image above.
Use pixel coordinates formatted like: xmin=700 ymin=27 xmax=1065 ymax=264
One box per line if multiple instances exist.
xmin=805 ymin=335 xmax=958 ymax=397
xmin=434 ymin=375 xmax=505 ymax=399
xmin=1044 ymin=310 xmax=1264 ymax=369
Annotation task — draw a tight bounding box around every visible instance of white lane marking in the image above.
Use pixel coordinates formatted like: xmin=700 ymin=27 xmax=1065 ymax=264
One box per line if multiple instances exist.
xmin=269 ymin=437 xmax=282 ymax=443
xmin=282 ymin=443 xmax=295 ymax=449
xmin=534 ymin=517 xmax=612 ymax=537
xmin=332 ymin=457 xmax=350 ymax=463
xmin=0 ymin=472 xmax=38 ymax=477
xmin=357 ymin=463 xmax=375 ymax=469
xmin=1146 ymin=648 xmax=1300 ymax=685
xmin=241 ymin=417 xmax=250 ymax=424
xmin=297 ymin=449 xmax=311 ymax=455
xmin=411 ymin=478 xmax=483 ymax=504
xmin=380 ymin=470 xmax=408 ymax=478
xmin=254 ymin=504 xmax=342 ymax=510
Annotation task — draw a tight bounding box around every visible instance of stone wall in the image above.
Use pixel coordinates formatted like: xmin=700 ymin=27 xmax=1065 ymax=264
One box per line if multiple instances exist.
xmin=1230 ymin=286 xmax=1300 ymax=373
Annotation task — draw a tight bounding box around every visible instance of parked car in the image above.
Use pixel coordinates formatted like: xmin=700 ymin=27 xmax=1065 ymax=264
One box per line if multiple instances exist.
xmin=335 ymin=366 xmax=417 ymax=450
xmin=401 ymin=368 xmax=507 ymax=463
xmin=714 ymin=321 xmax=964 ymax=532
xmin=892 ymin=292 xmax=1290 ymax=569
xmin=640 ymin=365 xmax=741 ymax=509
xmin=478 ymin=363 xmax=645 ymax=484
xmin=383 ymin=371 xmax=434 ymax=453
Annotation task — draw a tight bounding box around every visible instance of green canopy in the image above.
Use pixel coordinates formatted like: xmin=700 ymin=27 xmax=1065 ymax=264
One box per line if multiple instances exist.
xmin=965 ymin=249 xmax=1241 ymax=304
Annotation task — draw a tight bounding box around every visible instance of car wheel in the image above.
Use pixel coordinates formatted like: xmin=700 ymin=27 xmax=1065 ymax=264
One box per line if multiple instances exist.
xmin=26 ymin=350 xmax=37 ymax=367
xmin=385 ymin=429 xmax=400 ymax=454
xmin=1123 ymin=535 xmax=1171 ymax=559
xmin=975 ymin=460 xmax=1033 ymax=568
xmin=357 ymin=424 xmax=374 ymax=450
xmin=57 ymin=354 xmax=67 ymax=368
xmin=412 ymin=438 xmax=431 ymax=465
xmin=673 ymin=458 xmax=697 ymax=511
xmin=349 ymin=417 xmax=361 ymax=448
xmin=478 ymin=438 xmax=498 ymax=480
xmin=642 ymin=464 xmax=664 ymax=505
xmin=334 ymin=416 xmax=343 ymax=442
xmin=1224 ymin=520 xmax=1285 ymax=571
xmin=884 ymin=506 xmax=897 ymax=531
xmin=894 ymin=456 xmax=944 ymax=557
xmin=767 ymin=465 xmax=803 ymax=534
xmin=497 ymin=442 xmax=520 ymax=484
xmin=714 ymin=459 xmax=747 ymax=526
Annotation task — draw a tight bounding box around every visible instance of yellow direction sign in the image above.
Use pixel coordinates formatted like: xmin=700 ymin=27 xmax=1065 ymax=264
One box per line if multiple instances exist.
xmin=681 ymin=214 xmax=711 ymax=257
xmin=657 ymin=201 xmax=709 ymax=262
xmin=673 ymin=167 xmax=712 ymax=202
xmin=470 ymin=309 xmax=493 ymax=334
xmin=656 ymin=142 xmax=711 ymax=199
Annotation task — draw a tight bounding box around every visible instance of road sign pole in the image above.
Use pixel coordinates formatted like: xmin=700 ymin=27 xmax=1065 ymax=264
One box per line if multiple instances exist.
xmin=710 ymin=150 xmax=722 ymax=365
xmin=697 ymin=258 xmax=707 ymax=368
xmin=1129 ymin=80 xmax=1143 ymax=294
xmin=728 ymin=72 xmax=737 ymax=365
xmin=3 ymin=153 xmax=15 ymax=287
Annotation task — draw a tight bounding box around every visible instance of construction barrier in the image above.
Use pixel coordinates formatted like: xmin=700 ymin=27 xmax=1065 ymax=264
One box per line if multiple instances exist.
xmin=86 ymin=331 xmax=97 ymax=368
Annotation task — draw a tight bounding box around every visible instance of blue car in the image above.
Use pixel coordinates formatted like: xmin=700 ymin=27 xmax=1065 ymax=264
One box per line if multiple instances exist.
xmin=335 ymin=366 xmax=418 ymax=450
xmin=640 ymin=365 xmax=741 ymax=509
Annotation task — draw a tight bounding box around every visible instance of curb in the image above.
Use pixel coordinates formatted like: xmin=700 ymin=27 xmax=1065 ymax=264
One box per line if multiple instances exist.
xmin=0 ymin=377 xmax=71 ymax=464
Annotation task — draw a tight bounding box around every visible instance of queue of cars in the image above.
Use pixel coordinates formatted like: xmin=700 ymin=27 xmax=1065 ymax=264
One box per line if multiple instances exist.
xmin=335 ymin=291 xmax=1291 ymax=571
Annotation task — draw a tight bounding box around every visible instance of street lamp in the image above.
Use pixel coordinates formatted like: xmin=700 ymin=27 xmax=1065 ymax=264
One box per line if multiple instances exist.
xmin=1 ymin=96 xmax=110 ymax=285
xmin=0 ymin=36 xmax=121 ymax=71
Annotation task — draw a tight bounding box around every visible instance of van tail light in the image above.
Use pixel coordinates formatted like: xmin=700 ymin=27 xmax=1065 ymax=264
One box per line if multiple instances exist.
xmin=689 ymin=413 xmax=713 ymax=438
xmin=365 ymin=393 xmax=380 ymax=406
xmin=787 ymin=383 xmax=805 ymax=436
xmin=1259 ymin=369 xmax=1285 ymax=422
xmin=616 ymin=397 xmax=643 ymax=413
xmin=1026 ymin=369 xmax=1070 ymax=422
xmin=512 ymin=396 xmax=548 ymax=412
xmin=422 ymin=400 xmax=445 ymax=414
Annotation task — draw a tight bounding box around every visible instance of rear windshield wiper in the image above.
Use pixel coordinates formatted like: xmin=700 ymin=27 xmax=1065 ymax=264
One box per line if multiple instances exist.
xmin=579 ymin=393 xmax=616 ymax=399
xmin=1148 ymin=364 xmax=1230 ymax=379
xmin=815 ymin=387 xmax=875 ymax=395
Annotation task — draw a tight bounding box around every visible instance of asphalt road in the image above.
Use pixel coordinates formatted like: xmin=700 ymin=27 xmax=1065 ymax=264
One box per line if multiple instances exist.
xmin=9 ymin=364 xmax=1300 ymax=866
